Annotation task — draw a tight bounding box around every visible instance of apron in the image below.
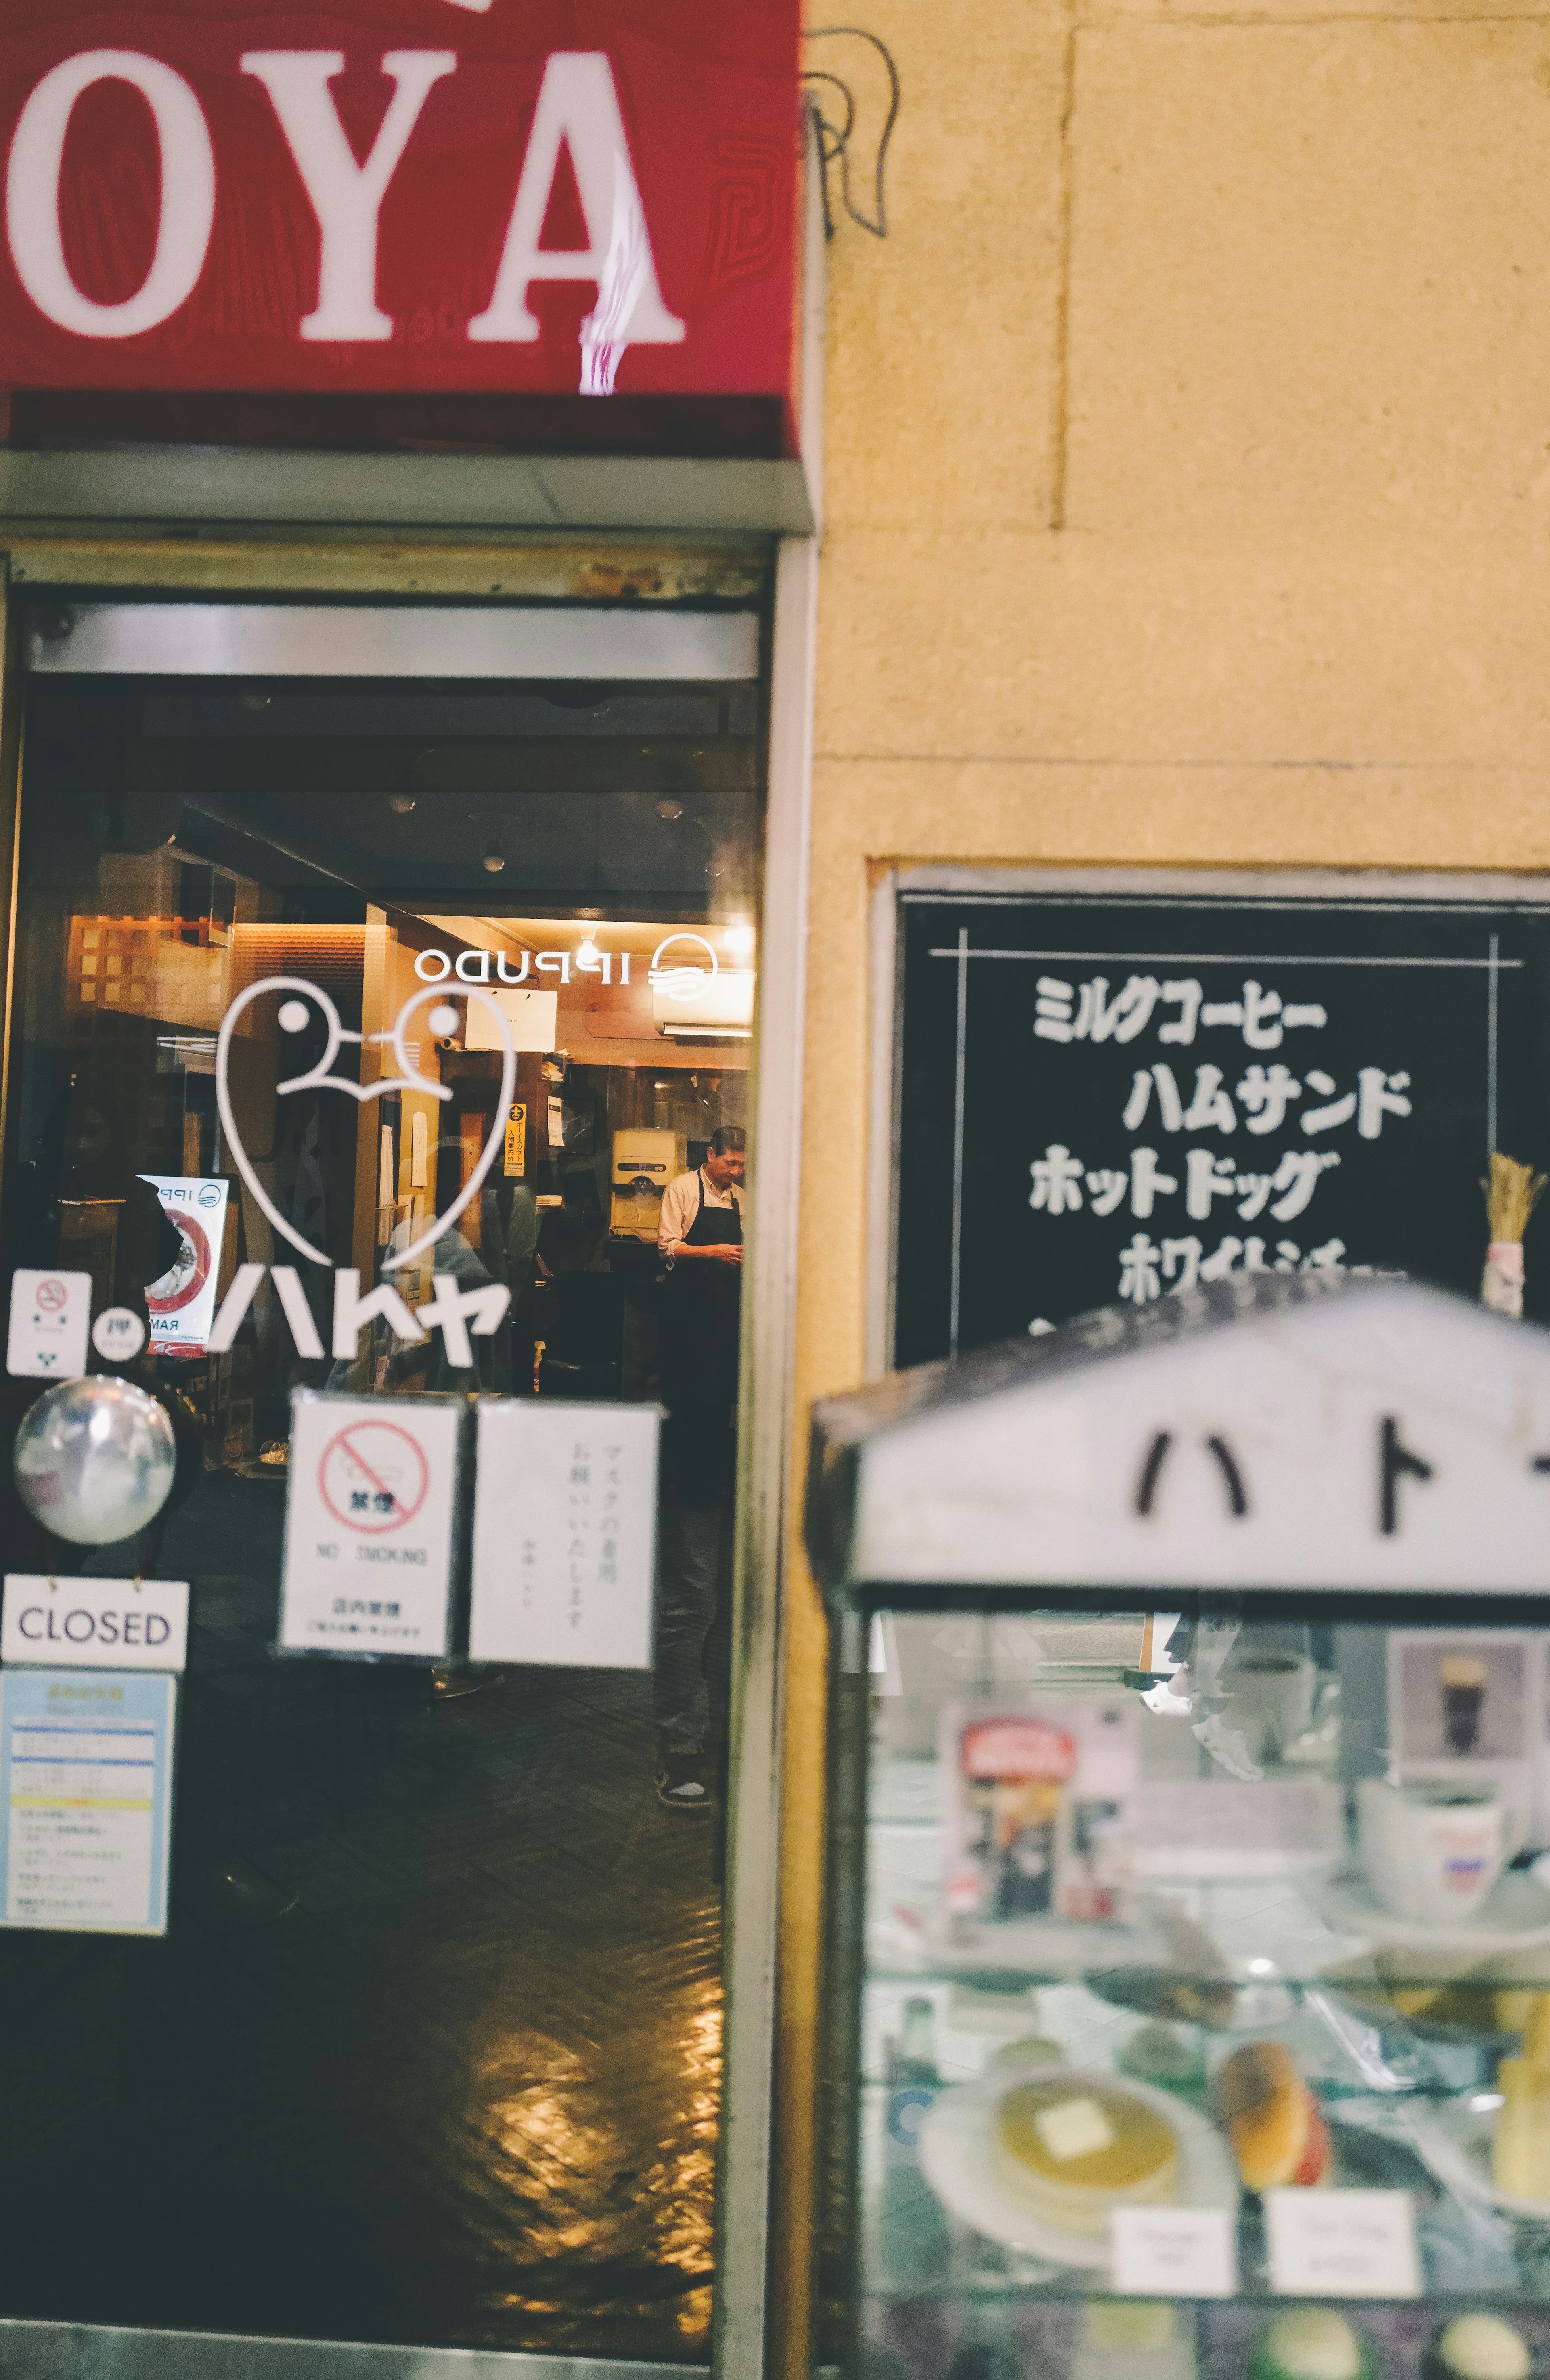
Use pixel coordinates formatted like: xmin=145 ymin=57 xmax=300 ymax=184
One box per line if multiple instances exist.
xmin=660 ymin=1170 xmax=742 ymax=1504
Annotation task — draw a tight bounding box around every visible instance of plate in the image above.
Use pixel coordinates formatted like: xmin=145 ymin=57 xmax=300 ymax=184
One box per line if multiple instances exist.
xmin=1133 ymin=1842 xmax=1338 ymax=1882
xmin=871 ymin=1914 xmax=1169 ymax=1985
xmin=1409 ymin=2092 xmax=1550 ymax=2223
xmin=1315 ymin=1869 xmax=1550 ymax=1957
xmin=916 ymin=2067 xmax=1238 ymax=2270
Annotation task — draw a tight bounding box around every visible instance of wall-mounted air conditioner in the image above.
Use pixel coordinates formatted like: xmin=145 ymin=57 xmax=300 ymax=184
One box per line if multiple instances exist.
xmin=651 ymin=968 xmax=755 ymax=1039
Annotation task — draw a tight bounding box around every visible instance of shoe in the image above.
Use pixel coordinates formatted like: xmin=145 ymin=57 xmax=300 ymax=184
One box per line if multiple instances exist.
xmin=656 ymin=1747 xmax=712 ymax=1812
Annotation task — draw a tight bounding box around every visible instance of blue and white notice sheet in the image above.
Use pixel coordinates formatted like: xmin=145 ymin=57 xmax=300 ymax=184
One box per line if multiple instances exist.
xmin=0 ymin=1669 xmax=176 ymax=1935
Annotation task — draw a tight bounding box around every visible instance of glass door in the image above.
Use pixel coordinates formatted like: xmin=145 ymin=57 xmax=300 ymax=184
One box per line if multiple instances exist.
xmin=0 ymin=605 xmax=766 ymax=2366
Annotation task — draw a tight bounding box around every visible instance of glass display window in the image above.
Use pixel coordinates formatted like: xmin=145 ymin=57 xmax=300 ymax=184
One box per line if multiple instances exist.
xmin=809 ymin=1274 xmax=1550 ymax=2380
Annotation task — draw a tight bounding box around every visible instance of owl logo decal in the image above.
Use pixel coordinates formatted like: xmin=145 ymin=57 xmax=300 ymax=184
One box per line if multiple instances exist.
xmin=215 ymin=976 xmax=517 ymax=1274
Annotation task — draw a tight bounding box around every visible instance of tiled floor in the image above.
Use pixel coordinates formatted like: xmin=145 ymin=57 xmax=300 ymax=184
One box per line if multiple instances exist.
xmin=0 ymin=1470 xmax=721 ymax=2361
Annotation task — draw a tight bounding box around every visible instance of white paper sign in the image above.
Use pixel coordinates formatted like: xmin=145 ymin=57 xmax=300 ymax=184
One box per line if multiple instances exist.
xmin=1265 ymin=2189 xmax=1421 ymax=2298
xmin=6 ymin=1267 xmax=91 ymax=1379
xmin=140 ymin=1175 xmax=230 ymax=1355
xmin=469 ymin=1401 xmax=659 ymax=1667
xmin=280 ymin=1393 xmax=462 ymax=1659
xmin=464 ymin=987 xmax=558 ymax=1052
xmin=0 ymin=1668 xmax=176 ymax=1935
xmin=2 ymin=1577 xmax=189 ymax=1672
xmin=1110 ymin=2205 xmax=1238 ymax=2297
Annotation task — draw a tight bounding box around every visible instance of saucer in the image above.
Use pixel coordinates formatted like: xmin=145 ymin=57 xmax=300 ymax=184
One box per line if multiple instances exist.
xmin=1315 ymin=1869 xmax=1550 ymax=1957
xmin=916 ymin=2068 xmax=1238 ymax=2270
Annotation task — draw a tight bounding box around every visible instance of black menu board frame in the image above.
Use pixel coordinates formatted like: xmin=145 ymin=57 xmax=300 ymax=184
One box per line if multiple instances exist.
xmin=886 ymin=870 xmax=1550 ymax=1370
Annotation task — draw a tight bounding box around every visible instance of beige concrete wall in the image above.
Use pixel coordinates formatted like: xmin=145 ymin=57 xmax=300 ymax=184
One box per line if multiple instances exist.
xmin=776 ymin=0 xmax=1550 ymax=2357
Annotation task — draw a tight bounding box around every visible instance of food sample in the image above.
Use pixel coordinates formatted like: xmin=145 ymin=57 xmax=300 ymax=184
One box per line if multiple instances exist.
xmin=988 ymin=2033 xmax=1065 ymax=2073
xmin=1439 ymin=1653 xmax=1488 ymax=1755
xmin=1072 ymin=2298 xmax=1197 ymax=2380
xmin=1250 ymin=2308 xmax=1374 ymax=2380
xmin=1491 ymin=1991 xmax=1540 ymax=2036
xmin=1082 ymin=2302 xmax=1181 ymax=2355
xmin=993 ymin=2076 xmax=1177 ymax=2238
xmin=1522 ymin=1994 xmax=1550 ymax=2066
xmin=1088 ymin=1963 xmax=1239 ymax=2030
xmin=1422 ymin=2315 xmax=1532 ymax=2380
xmin=1493 ymin=2055 xmax=1550 ymax=2200
xmin=1118 ymin=2020 xmax=1206 ymax=2095
xmin=1218 ymin=2041 xmax=1331 ymax=2190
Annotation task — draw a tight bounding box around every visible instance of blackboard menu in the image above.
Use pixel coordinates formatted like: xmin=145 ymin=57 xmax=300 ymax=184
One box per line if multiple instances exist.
xmin=893 ymin=887 xmax=1550 ymax=1368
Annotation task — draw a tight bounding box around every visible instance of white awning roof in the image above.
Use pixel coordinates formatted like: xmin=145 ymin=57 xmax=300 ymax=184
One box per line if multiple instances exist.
xmin=808 ymin=1276 xmax=1550 ymax=1599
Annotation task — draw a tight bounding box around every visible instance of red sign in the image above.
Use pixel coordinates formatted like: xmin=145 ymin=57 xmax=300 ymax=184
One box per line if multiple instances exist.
xmin=960 ymin=1717 xmax=1078 ymax=1784
xmin=319 ymin=1419 xmax=430 ymax=1535
xmin=0 ymin=2 xmax=800 ymax=422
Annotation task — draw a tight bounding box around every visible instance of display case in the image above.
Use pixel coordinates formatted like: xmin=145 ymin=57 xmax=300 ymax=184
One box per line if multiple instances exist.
xmin=808 ymin=1275 xmax=1550 ymax=2380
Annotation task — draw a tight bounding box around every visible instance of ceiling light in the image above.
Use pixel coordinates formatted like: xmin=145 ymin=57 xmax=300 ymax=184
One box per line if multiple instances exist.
xmin=723 ymin=923 xmax=755 ymax=957
xmin=388 ymin=795 xmax=415 ymax=815
xmin=482 ymin=842 xmax=506 ymax=875
xmin=577 ymin=935 xmax=599 ymax=967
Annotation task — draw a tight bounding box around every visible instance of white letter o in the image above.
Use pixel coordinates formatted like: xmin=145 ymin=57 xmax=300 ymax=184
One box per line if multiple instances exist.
xmin=6 ymin=51 xmax=215 ymax=338
xmin=414 ymin=949 xmax=451 ymax=983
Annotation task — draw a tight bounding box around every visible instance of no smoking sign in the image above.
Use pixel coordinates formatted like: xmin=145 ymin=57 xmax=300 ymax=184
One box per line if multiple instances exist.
xmin=319 ymin=1421 xmax=429 ymax=1535
xmin=280 ymin=1392 xmax=464 ymax=1660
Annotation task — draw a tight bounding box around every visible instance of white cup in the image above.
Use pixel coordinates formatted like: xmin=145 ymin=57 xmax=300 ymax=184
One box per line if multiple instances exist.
xmin=1357 ymin=1777 xmax=1518 ymax=1924
xmin=1224 ymin=1649 xmax=1318 ymax=1762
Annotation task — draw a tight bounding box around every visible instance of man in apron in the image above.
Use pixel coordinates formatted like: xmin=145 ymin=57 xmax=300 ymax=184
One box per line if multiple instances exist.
xmin=653 ymin=1126 xmax=746 ymax=1810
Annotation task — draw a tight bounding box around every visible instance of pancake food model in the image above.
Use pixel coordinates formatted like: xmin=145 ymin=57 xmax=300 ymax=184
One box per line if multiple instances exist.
xmin=1218 ymin=2042 xmax=1331 ymax=2191
xmin=993 ymin=2078 xmax=1178 ymax=2238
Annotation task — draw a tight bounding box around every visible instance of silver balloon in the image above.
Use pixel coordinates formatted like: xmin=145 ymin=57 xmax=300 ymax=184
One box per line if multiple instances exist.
xmin=13 ymin=1376 xmax=178 ymax=1546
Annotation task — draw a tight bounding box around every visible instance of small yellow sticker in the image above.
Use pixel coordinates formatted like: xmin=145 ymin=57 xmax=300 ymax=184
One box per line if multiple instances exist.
xmin=504 ymin=1104 xmax=526 ymax=1175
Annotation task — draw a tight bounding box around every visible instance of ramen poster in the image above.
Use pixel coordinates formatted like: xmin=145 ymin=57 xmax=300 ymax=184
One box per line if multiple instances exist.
xmin=140 ymin=1175 xmax=230 ymax=1356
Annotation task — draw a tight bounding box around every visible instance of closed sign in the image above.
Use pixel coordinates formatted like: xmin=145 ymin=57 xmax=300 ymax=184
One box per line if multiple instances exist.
xmin=2 ymin=1576 xmax=189 ymax=1672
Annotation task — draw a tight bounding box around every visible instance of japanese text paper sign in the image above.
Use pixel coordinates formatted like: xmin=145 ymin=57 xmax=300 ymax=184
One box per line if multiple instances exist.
xmin=2 ymin=1577 xmax=189 ymax=1671
xmin=1265 ymin=2189 xmax=1421 ymax=2298
xmin=280 ymin=1392 xmax=464 ymax=1660
xmin=6 ymin=1266 xmax=91 ymax=1379
xmin=469 ymin=1402 xmax=658 ymax=1668
xmin=1110 ymin=2206 xmax=1238 ymax=2298
xmin=139 ymin=1175 xmax=230 ymax=1355
xmin=0 ymin=1668 xmax=176 ymax=1935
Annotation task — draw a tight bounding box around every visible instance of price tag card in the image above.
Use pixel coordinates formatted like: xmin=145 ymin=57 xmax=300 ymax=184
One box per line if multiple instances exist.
xmin=1265 ymin=2189 xmax=1421 ymax=2298
xmin=3 ymin=1576 xmax=189 ymax=1671
xmin=279 ymin=1392 xmax=465 ymax=1661
xmin=6 ymin=1268 xmax=91 ymax=1379
xmin=1110 ymin=2205 xmax=1238 ymax=2298
xmin=469 ymin=1401 xmax=659 ymax=1667
xmin=0 ymin=1668 xmax=176 ymax=1936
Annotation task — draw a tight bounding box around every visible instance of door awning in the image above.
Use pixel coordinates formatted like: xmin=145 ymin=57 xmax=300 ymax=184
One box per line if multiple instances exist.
xmin=807 ymin=1274 xmax=1550 ymax=1603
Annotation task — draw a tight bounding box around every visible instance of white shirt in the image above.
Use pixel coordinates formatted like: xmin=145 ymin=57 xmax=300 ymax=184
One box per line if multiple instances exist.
xmin=658 ymin=1166 xmax=745 ymax=1258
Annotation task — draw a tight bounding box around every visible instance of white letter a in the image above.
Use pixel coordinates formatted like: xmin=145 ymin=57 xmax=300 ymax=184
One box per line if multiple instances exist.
xmin=468 ymin=50 xmax=684 ymax=379
xmin=241 ymin=49 xmax=456 ymax=340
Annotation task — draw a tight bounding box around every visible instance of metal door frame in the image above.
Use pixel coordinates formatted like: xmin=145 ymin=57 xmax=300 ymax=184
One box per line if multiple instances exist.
xmin=0 ymin=536 xmax=819 ymax=2380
